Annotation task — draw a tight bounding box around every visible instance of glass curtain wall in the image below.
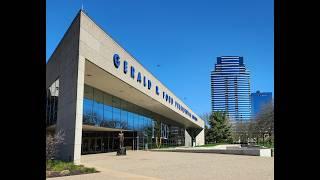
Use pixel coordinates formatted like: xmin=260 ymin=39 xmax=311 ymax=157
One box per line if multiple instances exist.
xmin=83 ymin=84 xmax=185 ymax=150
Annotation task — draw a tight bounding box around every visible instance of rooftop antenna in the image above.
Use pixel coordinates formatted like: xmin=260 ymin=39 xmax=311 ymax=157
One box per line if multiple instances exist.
xmin=81 ymin=0 xmax=84 ymax=11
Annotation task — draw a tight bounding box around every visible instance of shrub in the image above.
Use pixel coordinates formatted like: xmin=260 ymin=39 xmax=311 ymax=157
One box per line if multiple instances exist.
xmin=46 ymin=130 xmax=65 ymax=160
xmin=46 ymin=160 xmax=97 ymax=176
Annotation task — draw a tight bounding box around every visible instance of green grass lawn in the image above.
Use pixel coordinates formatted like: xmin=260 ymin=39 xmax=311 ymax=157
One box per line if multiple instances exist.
xmin=46 ymin=160 xmax=97 ymax=177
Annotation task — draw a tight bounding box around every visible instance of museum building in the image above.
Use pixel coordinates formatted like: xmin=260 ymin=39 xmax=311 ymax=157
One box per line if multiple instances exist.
xmin=46 ymin=10 xmax=204 ymax=164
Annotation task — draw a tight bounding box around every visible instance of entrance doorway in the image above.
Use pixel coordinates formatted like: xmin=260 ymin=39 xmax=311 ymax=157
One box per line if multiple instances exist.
xmin=81 ymin=131 xmax=136 ymax=154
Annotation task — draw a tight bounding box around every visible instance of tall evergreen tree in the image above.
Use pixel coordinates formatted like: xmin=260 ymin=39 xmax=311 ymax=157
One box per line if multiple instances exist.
xmin=206 ymin=111 xmax=232 ymax=143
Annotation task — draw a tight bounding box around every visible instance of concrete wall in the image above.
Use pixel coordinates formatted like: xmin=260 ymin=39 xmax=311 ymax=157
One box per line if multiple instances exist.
xmin=78 ymin=11 xmax=203 ymax=129
xmin=47 ymin=10 xmax=205 ymax=163
xmin=185 ymin=130 xmax=192 ymax=147
xmin=185 ymin=125 xmax=205 ymax=147
xmin=196 ymin=128 xmax=205 ymax=146
xmin=46 ymin=12 xmax=83 ymax=164
xmin=78 ymin=10 xmax=205 ymax=148
xmin=152 ymin=148 xmax=272 ymax=157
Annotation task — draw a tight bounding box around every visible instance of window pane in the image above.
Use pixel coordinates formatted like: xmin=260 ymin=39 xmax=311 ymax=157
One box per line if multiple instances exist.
xmin=112 ymin=97 xmax=121 ymax=113
xmin=102 ymin=110 xmax=113 ymax=128
xmin=113 ymin=112 xmax=121 ymax=128
xmin=120 ymin=109 xmax=128 ymax=129
xmin=103 ymin=105 xmax=112 ymax=121
xmin=83 ymin=98 xmax=93 ymax=117
xmin=140 ymin=115 xmax=144 ymax=132
xmin=103 ymin=93 xmax=112 ymax=111
xmin=120 ymin=100 xmax=128 ymax=129
xmin=84 ymin=85 xmax=93 ymax=99
xmin=93 ymin=89 xmax=103 ymax=126
xmin=128 ymin=112 xmax=134 ymax=130
xmin=135 ymin=114 xmax=140 ymax=131
xmin=152 ymin=121 xmax=154 ymax=138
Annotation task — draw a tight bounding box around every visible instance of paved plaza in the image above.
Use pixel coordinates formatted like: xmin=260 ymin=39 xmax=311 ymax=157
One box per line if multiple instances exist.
xmin=49 ymin=150 xmax=274 ymax=180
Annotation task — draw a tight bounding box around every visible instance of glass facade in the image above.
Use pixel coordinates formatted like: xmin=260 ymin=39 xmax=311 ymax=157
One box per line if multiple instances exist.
xmin=251 ymin=91 xmax=272 ymax=118
xmin=82 ymin=84 xmax=185 ymax=153
xmin=46 ymin=79 xmax=59 ymax=127
xmin=211 ymin=56 xmax=251 ymax=122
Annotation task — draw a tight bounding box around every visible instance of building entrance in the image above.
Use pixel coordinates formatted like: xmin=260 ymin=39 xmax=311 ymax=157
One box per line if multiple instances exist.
xmin=81 ymin=131 xmax=137 ymax=154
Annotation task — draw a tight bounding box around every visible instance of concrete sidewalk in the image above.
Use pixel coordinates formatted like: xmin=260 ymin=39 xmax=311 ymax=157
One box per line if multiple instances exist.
xmin=49 ymin=150 xmax=274 ymax=180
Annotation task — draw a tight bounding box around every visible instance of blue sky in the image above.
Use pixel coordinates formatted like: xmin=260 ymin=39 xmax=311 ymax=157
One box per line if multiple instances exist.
xmin=46 ymin=0 xmax=274 ymax=116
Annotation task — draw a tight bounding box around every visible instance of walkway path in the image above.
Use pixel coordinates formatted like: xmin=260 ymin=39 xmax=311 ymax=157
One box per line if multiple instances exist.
xmin=49 ymin=150 xmax=274 ymax=180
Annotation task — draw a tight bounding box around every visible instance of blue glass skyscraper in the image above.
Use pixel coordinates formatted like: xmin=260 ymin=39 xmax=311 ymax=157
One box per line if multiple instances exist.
xmin=251 ymin=91 xmax=272 ymax=118
xmin=211 ymin=56 xmax=251 ymax=122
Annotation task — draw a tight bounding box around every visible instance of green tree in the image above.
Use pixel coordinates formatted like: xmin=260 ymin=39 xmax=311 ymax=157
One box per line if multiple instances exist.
xmin=204 ymin=124 xmax=211 ymax=144
xmin=206 ymin=111 xmax=232 ymax=143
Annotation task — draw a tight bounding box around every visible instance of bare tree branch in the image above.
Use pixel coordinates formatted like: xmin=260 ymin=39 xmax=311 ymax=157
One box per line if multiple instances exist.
xmin=46 ymin=130 xmax=65 ymax=161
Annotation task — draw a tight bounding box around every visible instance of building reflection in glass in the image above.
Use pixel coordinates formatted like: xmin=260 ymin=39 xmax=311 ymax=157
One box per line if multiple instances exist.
xmin=82 ymin=84 xmax=185 ymax=154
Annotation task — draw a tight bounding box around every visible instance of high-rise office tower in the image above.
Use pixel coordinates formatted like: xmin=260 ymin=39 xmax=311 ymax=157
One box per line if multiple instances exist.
xmin=211 ymin=56 xmax=251 ymax=122
xmin=251 ymin=91 xmax=272 ymax=118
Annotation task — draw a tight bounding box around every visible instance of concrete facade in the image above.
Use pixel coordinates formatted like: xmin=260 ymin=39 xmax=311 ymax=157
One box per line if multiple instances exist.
xmin=46 ymin=14 xmax=83 ymax=164
xmin=47 ymin=10 xmax=205 ymax=164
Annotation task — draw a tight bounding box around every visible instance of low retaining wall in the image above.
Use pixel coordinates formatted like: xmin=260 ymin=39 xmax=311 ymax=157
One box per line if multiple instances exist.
xmin=151 ymin=148 xmax=272 ymax=157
